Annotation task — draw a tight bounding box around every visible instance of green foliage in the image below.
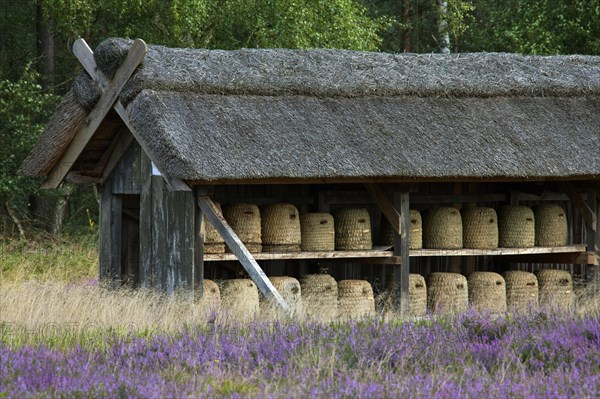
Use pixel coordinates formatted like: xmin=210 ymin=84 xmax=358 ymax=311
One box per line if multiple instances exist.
xmin=0 ymin=65 xmax=59 ymax=214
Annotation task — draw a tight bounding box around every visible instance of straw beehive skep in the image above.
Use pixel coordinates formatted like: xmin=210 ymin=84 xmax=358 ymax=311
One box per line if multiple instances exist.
xmin=203 ymin=202 xmax=225 ymax=254
xmin=535 ymin=204 xmax=568 ymax=247
xmin=223 ymin=203 xmax=262 ymax=253
xmin=300 ymin=213 xmax=335 ymax=251
xmin=423 ymin=207 xmax=463 ymax=249
xmin=378 ymin=210 xmax=423 ymax=250
xmin=338 ymin=280 xmax=375 ymax=321
xmin=467 ymin=272 xmax=507 ymax=313
xmin=409 ymin=274 xmax=427 ymax=317
xmin=427 ymin=272 xmax=468 ymax=315
xmin=300 ymin=274 xmax=338 ymax=322
xmin=196 ymin=279 xmax=221 ymax=311
xmin=536 ymin=269 xmax=574 ymax=310
xmin=498 ymin=205 xmax=535 ymax=248
xmin=220 ymin=279 xmax=259 ymax=321
xmin=261 ymin=203 xmax=301 ymax=252
xmin=502 ymin=270 xmax=538 ymax=312
xmin=462 ymin=207 xmax=498 ymax=249
xmin=334 ymin=208 xmax=372 ymax=250
xmin=260 ymin=276 xmax=303 ymax=319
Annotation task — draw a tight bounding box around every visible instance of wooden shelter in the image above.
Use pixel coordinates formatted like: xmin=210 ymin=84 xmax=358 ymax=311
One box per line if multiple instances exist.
xmin=21 ymin=38 xmax=600 ymax=315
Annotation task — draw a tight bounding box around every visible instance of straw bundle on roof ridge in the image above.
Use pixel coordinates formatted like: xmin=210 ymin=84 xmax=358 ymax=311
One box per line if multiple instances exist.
xmin=498 ymin=205 xmax=535 ymax=248
xmin=196 ymin=279 xmax=221 ymax=310
xmin=427 ymin=272 xmax=468 ymax=315
xmin=260 ymin=276 xmax=303 ymax=319
xmin=502 ymin=270 xmax=538 ymax=312
xmin=300 ymin=213 xmax=335 ymax=251
xmin=536 ymin=269 xmax=574 ymax=310
xmin=378 ymin=210 xmax=422 ymax=250
xmin=337 ymin=280 xmax=375 ymax=321
xmin=223 ymin=203 xmax=262 ymax=253
xmin=261 ymin=203 xmax=301 ymax=252
xmin=300 ymin=274 xmax=338 ymax=322
xmin=203 ymin=201 xmax=225 ymax=254
xmin=423 ymin=207 xmax=463 ymax=249
xmin=220 ymin=279 xmax=259 ymax=321
xmin=535 ymin=204 xmax=568 ymax=247
xmin=467 ymin=272 xmax=507 ymax=313
xmin=93 ymin=38 xmax=600 ymax=107
xmin=462 ymin=206 xmax=498 ymax=249
xmin=334 ymin=208 xmax=372 ymax=251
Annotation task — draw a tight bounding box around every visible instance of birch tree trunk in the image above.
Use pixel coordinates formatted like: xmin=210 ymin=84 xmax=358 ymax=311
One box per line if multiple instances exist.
xmin=437 ymin=0 xmax=450 ymax=54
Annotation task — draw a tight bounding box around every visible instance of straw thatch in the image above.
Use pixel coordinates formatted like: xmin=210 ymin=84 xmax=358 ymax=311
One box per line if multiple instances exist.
xmin=337 ymin=280 xmax=375 ymax=321
xmin=196 ymin=279 xmax=221 ymax=310
xmin=378 ymin=210 xmax=422 ymax=250
xmin=536 ymin=269 xmax=574 ymax=310
xmin=300 ymin=213 xmax=335 ymax=251
xmin=502 ymin=270 xmax=538 ymax=312
xmin=423 ymin=207 xmax=463 ymax=249
xmin=467 ymin=272 xmax=507 ymax=313
xmin=260 ymin=276 xmax=303 ymax=319
xmin=462 ymin=207 xmax=498 ymax=249
xmin=427 ymin=272 xmax=468 ymax=315
xmin=219 ymin=279 xmax=259 ymax=321
xmin=204 ymin=202 xmax=225 ymax=254
xmin=260 ymin=203 xmax=301 ymax=252
xmin=498 ymin=205 xmax=535 ymax=248
xmin=21 ymin=38 xmax=600 ymax=183
xmin=535 ymin=204 xmax=568 ymax=247
xmin=334 ymin=208 xmax=372 ymax=250
xmin=222 ymin=204 xmax=262 ymax=253
xmin=300 ymin=274 xmax=338 ymax=322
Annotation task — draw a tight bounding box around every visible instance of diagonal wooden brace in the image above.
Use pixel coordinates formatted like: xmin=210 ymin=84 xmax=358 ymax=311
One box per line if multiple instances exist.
xmin=197 ymin=195 xmax=290 ymax=313
xmin=42 ymin=39 xmax=147 ymax=189
xmin=560 ymin=182 xmax=596 ymax=232
xmin=71 ymin=38 xmax=190 ymax=192
xmin=365 ymin=183 xmax=401 ymax=234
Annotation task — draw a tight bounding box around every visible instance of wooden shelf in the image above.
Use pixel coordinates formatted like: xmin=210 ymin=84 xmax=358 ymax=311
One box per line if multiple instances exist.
xmin=204 ymin=245 xmax=596 ymax=265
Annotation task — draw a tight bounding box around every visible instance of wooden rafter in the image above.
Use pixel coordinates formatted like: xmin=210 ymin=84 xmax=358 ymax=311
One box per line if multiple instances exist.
xmin=364 ymin=184 xmax=401 ymax=234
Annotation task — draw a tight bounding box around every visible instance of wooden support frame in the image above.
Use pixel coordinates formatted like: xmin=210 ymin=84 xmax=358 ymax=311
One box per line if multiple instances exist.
xmin=392 ymin=192 xmax=410 ymax=317
xmin=197 ymin=195 xmax=290 ymax=313
xmin=560 ymin=182 xmax=597 ymax=232
xmin=365 ymin=184 xmax=400 ymax=234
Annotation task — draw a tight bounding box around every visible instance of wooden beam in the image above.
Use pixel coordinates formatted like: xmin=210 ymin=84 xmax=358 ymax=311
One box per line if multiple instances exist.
xmin=197 ymin=195 xmax=290 ymax=313
xmin=392 ymin=192 xmax=410 ymax=317
xmin=42 ymin=39 xmax=147 ymax=189
xmin=365 ymin=184 xmax=400 ymax=235
xmin=72 ymin=38 xmax=190 ymax=192
xmin=560 ymin=182 xmax=596 ymax=232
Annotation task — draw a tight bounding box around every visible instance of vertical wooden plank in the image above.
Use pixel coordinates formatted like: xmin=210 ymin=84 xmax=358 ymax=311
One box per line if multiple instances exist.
xmin=98 ymin=183 xmax=112 ymax=282
xmin=194 ymin=189 xmax=205 ymax=297
xmin=109 ymin=194 xmax=122 ymax=286
xmin=393 ymin=192 xmax=410 ymax=317
xmin=151 ymin=176 xmax=168 ymax=292
xmin=110 ymin=141 xmax=141 ymax=194
xmin=587 ymin=189 xmax=598 ymax=288
xmin=139 ymin=152 xmax=153 ymax=288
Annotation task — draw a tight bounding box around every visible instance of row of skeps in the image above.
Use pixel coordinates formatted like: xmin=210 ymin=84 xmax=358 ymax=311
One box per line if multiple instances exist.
xmin=205 ymin=203 xmax=569 ymax=253
xmin=197 ymin=268 xmax=574 ymax=321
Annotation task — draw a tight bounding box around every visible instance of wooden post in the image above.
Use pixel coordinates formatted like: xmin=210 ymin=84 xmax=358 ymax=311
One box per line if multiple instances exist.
xmin=98 ymin=184 xmax=121 ymax=288
xmin=392 ymin=192 xmax=410 ymax=317
xmin=194 ymin=187 xmax=205 ymax=298
xmin=197 ymin=195 xmax=290 ymax=313
xmin=587 ymin=189 xmax=598 ymax=289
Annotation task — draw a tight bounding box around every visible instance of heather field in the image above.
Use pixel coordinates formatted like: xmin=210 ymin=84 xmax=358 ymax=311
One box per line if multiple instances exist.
xmin=1 ymin=241 xmax=600 ymax=398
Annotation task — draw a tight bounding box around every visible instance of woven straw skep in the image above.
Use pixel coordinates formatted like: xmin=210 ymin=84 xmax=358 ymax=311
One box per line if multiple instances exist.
xmin=462 ymin=207 xmax=498 ymax=249
xmin=502 ymin=270 xmax=538 ymax=312
xmin=423 ymin=207 xmax=463 ymax=249
xmin=409 ymin=274 xmax=427 ymax=317
xmin=535 ymin=204 xmax=568 ymax=247
xmin=334 ymin=208 xmax=372 ymax=250
xmin=378 ymin=210 xmax=423 ymax=250
xmin=261 ymin=203 xmax=301 ymax=252
xmin=536 ymin=269 xmax=574 ymax=310
xmin=338 ymin=280 xmax=375 ymax=321
xmin=220 ymin=279 xmax=259 ymax=321
xmin=467 ymin=272 xmax=507 ymax=313
xmin=498 ymin=205 xmax=535 ymax=248
xmin=260 ymin=276 xmax=303 ymax=319
xmin=196 ymin=279 xmax=221 ymax=311
xmin=203 ymin=201 xmax=226 ymax=254
xmin=223 ymin=203 xmax=262 ymax=253
xmin=427 ymin=272 xmax=468 ymax=315
xmin=300 ymin=213 xmax=335 ymax=251
xmin=300 ymin=274 xmax=338 ymax=322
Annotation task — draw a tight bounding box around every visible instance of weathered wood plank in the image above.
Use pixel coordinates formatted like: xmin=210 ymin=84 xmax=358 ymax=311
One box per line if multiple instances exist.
xmin=392 ymin=192 xmax=410 ymax=317
xmin=560 ymin=182 xmax=596 ymax=232
xmin=365 ymin=184 xmax=400 ymax=235
xmin=42 ymin=39 xmax=147 ymax=189
xmin=109 ymin=140 xmax=141 ymax=194
xmin=138 ymin=152 xmax=153 ymax=288
xmin=197 ymin=195 xmax=290 ymax=313
xmin=98 ymin=183 xmax=112 ymax=282
xmin=204 ymin=249 xmax=396 ymax=261
xmin=194 ymin=190 xmax=205 ymax=296
xmin=99 ymin=129 xmax=135 ymax=184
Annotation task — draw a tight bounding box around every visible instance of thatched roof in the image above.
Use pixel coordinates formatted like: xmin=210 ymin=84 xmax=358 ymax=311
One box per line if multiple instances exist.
xmin=20 ymin=38 xmax=600 ymax=183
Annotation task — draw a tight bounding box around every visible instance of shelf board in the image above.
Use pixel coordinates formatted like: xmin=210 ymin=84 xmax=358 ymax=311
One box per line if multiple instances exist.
xmin=204 ymin=245 xmax=593 ymax=264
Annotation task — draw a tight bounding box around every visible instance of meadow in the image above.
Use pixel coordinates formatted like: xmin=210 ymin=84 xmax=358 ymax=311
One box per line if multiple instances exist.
xmin=1 ymin=238 xmax=600 ymax=398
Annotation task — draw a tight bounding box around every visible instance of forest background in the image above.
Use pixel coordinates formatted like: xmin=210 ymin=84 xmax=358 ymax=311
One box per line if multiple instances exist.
xmin=1 ymin=0 xmax=599 ymax=241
